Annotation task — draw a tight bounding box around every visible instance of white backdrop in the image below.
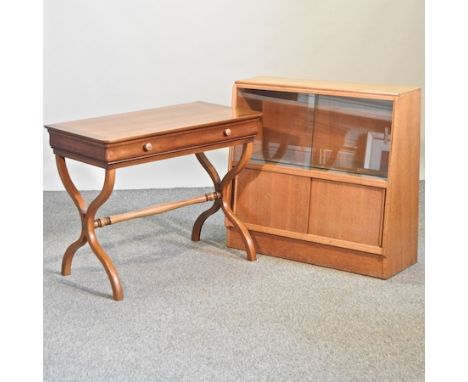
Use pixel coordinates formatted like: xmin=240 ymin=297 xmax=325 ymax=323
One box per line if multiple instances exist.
xmin=43 ymin=0 xmax=424 ymax=190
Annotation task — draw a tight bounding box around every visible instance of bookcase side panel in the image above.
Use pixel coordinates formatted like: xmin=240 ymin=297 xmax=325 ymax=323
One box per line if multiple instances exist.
xmin=382 ymin=90 xmax=421 ymax=277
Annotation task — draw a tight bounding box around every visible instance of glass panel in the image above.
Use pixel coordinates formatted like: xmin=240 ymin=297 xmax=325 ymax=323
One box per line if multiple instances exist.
xmin=234 ymin=89 xmax=393 ymax=178
xmin=312 ymin=95 xmax=393 ymax=177
xmin=234 ymin=89 xmax=316 ymax=168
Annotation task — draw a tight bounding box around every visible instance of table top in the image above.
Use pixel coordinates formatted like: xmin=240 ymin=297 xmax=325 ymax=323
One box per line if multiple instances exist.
xmin=45 ymin=101 xmax=261 ymax=144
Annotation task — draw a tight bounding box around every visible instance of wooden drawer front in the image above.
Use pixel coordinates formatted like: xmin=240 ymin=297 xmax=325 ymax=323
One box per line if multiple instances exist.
xmin=308 ymin=179 xmax=385 ymax=246
xmin=106 ymin=120 xmax=258 ymax=163
xmin=49 ymin=132 xmax=106 ymax=162
xmin=234 ymin=169 xmax=311 ymax=233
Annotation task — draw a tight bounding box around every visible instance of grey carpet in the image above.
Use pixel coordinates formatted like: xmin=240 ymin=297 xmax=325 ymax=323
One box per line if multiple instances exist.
xmin=43 ymin=182 xmax=424 ymax=382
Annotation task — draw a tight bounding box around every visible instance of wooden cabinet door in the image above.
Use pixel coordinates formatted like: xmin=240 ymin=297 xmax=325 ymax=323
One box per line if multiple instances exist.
xmin=234 ymin=169 xmax=311 ymax=233
xmin=308 ymin=179 xmax=385 ymax=246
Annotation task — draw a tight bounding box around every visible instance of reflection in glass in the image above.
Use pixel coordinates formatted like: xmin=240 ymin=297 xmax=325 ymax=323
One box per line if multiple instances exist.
xmin=312 ymin=96 xmax=393 ymax=177
xmin=236 ymin=89 xmax=315 ymax=168
xmin=234 ymin=89 xmax=394 ymax=178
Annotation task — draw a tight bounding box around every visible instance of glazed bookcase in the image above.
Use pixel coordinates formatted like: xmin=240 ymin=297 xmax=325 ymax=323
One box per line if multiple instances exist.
xmin=226 ymin=77 xmax=421 ymax=278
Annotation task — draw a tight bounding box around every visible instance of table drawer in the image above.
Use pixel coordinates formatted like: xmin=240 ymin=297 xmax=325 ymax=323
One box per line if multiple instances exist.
xmin=106 ymin=119 xmax=259 ymax=163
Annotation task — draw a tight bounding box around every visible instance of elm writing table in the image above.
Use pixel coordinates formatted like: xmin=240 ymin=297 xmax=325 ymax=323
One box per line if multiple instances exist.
xmin=45 ymin=102 xmax=261 ymax=301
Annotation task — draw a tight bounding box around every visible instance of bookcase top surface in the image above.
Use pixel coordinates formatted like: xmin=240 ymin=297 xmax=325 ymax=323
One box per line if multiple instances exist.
xmin=235 ymin=76 xmax=420 ymax=97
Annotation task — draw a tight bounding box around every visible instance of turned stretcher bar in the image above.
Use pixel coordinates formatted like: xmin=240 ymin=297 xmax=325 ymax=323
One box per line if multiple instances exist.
xmin=94 ymin=191 xmax=221 ymax=228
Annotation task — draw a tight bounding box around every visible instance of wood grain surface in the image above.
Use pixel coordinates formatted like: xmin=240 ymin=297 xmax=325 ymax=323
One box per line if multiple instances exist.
xmin=236 ymin=76 xmax=419 ymax=97
xmin=45 ymin=101 xmax=261 ymax=143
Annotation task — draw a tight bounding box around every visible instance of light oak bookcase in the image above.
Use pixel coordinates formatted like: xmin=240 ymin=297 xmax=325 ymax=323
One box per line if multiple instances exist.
xmin=226 ymin=77 xmax=421 ymax=278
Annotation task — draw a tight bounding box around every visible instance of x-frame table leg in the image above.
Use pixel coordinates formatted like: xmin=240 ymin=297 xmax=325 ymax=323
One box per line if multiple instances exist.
xmin=55 ymin=143 xmax=255 ymax=300
xmin=55 ymin=156 xmax=124 ymax=301
xmin=191 ymin=143 xmax=257 ymax=261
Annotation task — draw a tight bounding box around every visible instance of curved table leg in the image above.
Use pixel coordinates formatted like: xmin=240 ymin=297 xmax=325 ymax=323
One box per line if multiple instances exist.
xmin=220 ymin=143 xmax=256 ymax=261
xmin=83 ymin=169 xmax=123 ymax=301
xmin=56 ymin=156 xmax=88 ymax=275
xmin=191 ymin=202 xmax=221 ymax=241
xmin=55 ymin=155 xmax=123 ymax=301
xmin=191 ymin=152 xmax=221 ymax=241
xmin=192 ymin=144 xmax=257 ymax=261
xmin=61 ymin=232 xmax=87 ymax=276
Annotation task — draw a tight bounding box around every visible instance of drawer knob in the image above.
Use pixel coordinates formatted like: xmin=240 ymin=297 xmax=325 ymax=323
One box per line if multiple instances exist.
xmin=143 ymin=143 xmax=153 ymax=152
xmin=223 ymin=128 xmax=232 ymax=136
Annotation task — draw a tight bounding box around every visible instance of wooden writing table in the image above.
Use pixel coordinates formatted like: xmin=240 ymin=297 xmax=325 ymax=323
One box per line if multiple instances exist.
xmin=45 ymin=102 xmax=261 ymax=300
